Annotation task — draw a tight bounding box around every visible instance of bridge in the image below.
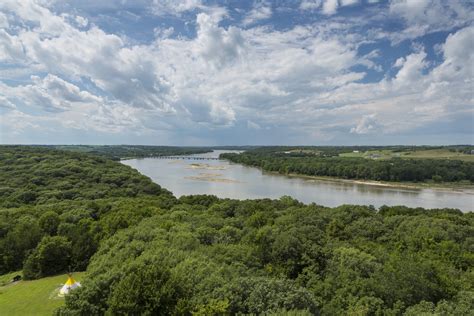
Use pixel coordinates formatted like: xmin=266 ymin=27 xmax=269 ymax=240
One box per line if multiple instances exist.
xmin=155 ymin=156 xmax=220 ymax=160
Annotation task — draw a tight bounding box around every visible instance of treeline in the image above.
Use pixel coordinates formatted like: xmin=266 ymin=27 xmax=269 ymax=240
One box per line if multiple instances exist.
xmin=233 ymin=145 xmax=474 ymax=157
xmin=221 ymin=151 xmax=474 ymax=183
xmin=0 ymin=146 xmax=472 ymax=315
xmin=49 ymin=145 xmax=212 ymax=160
xmin=0 ymin=146 xmax=168 ymax=208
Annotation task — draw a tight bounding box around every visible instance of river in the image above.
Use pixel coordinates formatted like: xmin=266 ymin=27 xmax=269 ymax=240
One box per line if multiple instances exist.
xmin=122 ymin=150 xmax=473 ymax=212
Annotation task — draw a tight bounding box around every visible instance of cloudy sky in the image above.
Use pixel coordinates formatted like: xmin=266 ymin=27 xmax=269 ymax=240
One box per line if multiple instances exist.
xmin=0 ymin=0 xmax=472 ymax=145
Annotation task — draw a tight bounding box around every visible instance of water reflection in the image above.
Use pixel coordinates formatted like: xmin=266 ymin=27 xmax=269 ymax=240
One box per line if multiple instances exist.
xmin=122 ymin=150 xmax=473 ymax=212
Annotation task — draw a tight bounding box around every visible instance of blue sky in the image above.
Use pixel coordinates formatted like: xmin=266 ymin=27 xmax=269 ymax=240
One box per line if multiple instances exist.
xmin=0 ymin=0 xmax=472 ymax=145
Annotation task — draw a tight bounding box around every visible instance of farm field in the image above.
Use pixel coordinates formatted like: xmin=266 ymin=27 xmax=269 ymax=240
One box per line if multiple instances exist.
xmin=0 ymin=272 xmax=86 ymax=316
xmin=339 ymin=148 xmax=474 ymax=161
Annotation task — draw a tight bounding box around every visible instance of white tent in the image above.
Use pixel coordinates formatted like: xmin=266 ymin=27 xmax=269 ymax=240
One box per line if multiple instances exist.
xmin=59 ymin=275 xmax=81 ymax=296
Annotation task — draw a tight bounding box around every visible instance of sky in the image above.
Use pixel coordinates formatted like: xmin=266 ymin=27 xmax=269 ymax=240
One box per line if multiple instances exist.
xmin=0 ymin=0 xmax=473 ymax=145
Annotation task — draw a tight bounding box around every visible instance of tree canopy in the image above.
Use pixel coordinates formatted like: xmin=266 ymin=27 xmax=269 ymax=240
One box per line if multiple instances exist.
xmin=0 ymin=146 xmax=472 ymax=315
xmin=221 ymin=148 xmax=474 ymax=183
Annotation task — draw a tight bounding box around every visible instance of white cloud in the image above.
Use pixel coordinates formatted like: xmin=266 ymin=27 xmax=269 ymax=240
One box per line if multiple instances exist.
xmin=390 ymin=0 xmax=431 ymax=24
xmin=0 ymin=95 xmax=15 ymax=109
xmin=195 ymin=13 xmax=245 ymax=69
xmin=153 ymin=26 xmax=174 ymax=39
xmin=322 ymin=0 xmax=339 ymax=15
xmin=242 ymin=1 xmax=272 ymax=26
xmin=150 ymin=0 xmax=203 ymax=16
xmin=0 ymin=12 xmax=8 ymax=28
xmin=1 ymin=109 xmax=43 ymax=135
xmin=1 ymin=74 xmax=100 ymax=112
xmin=0 ymin=0 xmax=472 ymax=144
xmin=306 ymin=0 xmax=366 ymax=15
xmin=436 ymin=26 xmax=474 ymax=80
xmin=393 ymin=50 xmax=427 ymax=85
xmin=0 ymin=74 xmax=145 ymax=134
xmin=0 ymin=29 xmax=24 ymax=62
xmin=300 ymin=0 xmax=321 ymax=10
xmin=340 ymin=0 xmax=360 ymax=7
xmin=351 ymin=114 xmax=380 ymax=134
xmin=74 ymin=15 xmax=88 ymax=28
xmin=388 ymin=0 xmax=472 ymax=43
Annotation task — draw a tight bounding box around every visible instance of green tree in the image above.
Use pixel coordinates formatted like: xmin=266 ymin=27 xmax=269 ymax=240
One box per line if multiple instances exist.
xmin=23 ymin=236 xmax=72 ymax=279
xmin=107 ymin=260 xmax=183 ymax=315
xmin=39 ymin=211 xmax=60 ymax=235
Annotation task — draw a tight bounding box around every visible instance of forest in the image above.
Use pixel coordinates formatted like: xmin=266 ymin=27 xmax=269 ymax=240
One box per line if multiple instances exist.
xmin=0 ymin=146 xmax=473 ymax=315
xmin=221 ymin=147 xmax=474 ymax=183
xmin=46 ymin=145 xmax=213 ymax=161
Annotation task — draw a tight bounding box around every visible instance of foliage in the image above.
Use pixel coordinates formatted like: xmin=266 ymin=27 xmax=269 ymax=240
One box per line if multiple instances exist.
xmin=49 ymin=145 xmax=212 ymax=161
xmin=0 ymin=146 xmax=472 ymax=315
xmin=221 ymin=147 xmax=474 ymax=183
xmin=58 ymin=201 xmax=473 ymax=315
xmin=0 ymin=146 xmax=171 ymax=208
xmin=23 ymin=236 xmax=72 ymax=279
xmin=0 ymin=146 xmax=175 ymax=274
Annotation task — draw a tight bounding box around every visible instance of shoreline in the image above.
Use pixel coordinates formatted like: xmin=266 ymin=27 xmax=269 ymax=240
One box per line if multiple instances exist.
xmin=122 ymin=156 xmax=474 ymax=193
xmin=262 ymin=171 xmax=474 ymax=193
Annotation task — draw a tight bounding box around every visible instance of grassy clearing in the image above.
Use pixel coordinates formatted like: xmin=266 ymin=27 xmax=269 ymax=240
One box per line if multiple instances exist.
xmin=340 ymin=150 xmax=395 ymax=159
xmin=403 ymin=149 xmax=474 ymax=161
xmin=0 ymin=272 xmax=85 ymax=316
xmin=340 ymin=149 xmax=474 ymax=162
xmin=0 ymin=271 xmax=21 ymax=286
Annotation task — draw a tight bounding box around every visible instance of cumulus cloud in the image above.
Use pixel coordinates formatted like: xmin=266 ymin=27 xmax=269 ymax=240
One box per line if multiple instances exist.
xmin=340 ymin=0 xmax=360 ymax=7
xmin=322 ymin=0 xmax=339 ymax=15
xmin=150 ymin=0 xmax=203 ymax=16
xmin=388 ymin=0 xmax=472 ymax=43
xmin=1 ymin=109 xmax=43 ymax=135
xmin=319 ymin=0 xmax=361 ymax=15
xmin=0 ymin=12 xmax=8 ymax=28
xmin=0 ymin=29 xmax=24 ymax=63
xmin=242 ymin=1 xmax=272 ymax=26
xmin=351 ymin=114 xmax=380 ymax=134
xmin=435 ymin=26 xmax=474 ymax=80
xmin=393 ymin=50 xmax=428 ymax=85
xmin=300 ymin=0 xmax=321 ymax=11
xmin=0 ymin=95 xmax=15 ymax=109
xmin=74 ymin=15 xmax=88 ymax=28
xmin=195 ymin=13 xmax=245 ymax=68
xmin=1 ymin=74 xmax=101 ymax=112
xmin=0 ymin=0 xmax=472 ymax=144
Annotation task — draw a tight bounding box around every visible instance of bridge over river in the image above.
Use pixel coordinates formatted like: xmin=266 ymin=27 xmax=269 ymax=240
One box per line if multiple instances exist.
xmin=122 ymin=150 xmax=473 ymax=212
xmin=155 ymin=156 xmax=220 ymax=160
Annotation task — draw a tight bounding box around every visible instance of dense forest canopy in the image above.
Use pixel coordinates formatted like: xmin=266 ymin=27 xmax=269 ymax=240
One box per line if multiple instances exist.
xmin=0 ymin=146 xmax=472 ymax=315
xmin=221 ymin=147 xmax=474 ymax=183
xmin=46 ymin=145 xmax=213 ymax=161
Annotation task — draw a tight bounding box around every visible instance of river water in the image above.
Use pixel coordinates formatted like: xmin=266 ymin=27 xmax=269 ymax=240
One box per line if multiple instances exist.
xmin=122 ymin=150 xmax=473 ymax=212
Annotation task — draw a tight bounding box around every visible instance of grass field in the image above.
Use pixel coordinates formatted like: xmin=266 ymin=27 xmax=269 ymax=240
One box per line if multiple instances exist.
xmin=0 ymin=272 xmax=85 ymax=316
xmin=340 ymin=149 xmax=474 ymax=162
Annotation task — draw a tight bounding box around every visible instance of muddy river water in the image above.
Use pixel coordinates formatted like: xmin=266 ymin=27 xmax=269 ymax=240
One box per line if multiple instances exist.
xmin=122 ymin=150 xmax=473 ymax=212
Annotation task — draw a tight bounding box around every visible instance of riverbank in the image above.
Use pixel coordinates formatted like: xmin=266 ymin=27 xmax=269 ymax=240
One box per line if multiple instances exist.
xmin=265 ymin=171 xmax=474 ymax=193
xmin=122 ymin=156 xmax=474 ymax=211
